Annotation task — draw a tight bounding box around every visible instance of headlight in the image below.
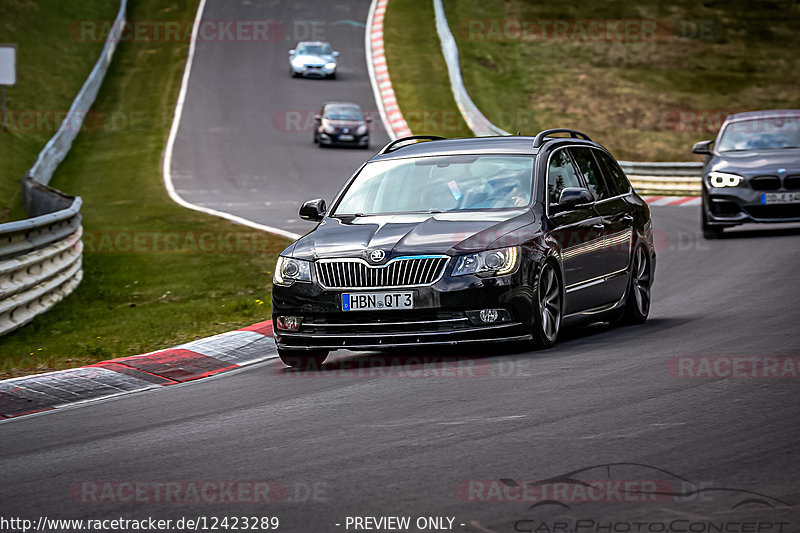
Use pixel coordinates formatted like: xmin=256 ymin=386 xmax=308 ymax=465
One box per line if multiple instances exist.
xmin=325 ymin=62 xmax=336 ymax=70
xmin=357 ymin=124 xmax=367 ymax=135
xmin=452 ymin=247 xmax=519 ymax=277
xmin=323 ymin=124 xmax=336 ymax=134
xmin=273 ymin=256 xmax=312 ymax=286
xmin=708 ymin=171 xmax=742 ymax=188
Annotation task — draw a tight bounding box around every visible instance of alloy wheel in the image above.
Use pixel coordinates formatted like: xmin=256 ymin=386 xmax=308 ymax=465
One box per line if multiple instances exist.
xmin=632 ymin=247 xmax=651 ymax=317
xmin=538 ymin=263 xmax=562 ymax=343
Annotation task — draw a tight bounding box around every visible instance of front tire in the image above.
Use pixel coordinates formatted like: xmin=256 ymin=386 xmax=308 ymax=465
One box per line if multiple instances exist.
xmin=278 ymin=349 xmax=329 ymax=369
xmin=619 ymin=245 xmax=651 ymax=325
xmin=530 ymin=261 xmax=562 ymax=348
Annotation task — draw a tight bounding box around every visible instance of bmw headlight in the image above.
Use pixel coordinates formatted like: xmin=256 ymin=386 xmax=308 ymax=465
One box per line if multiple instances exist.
xmin=708 ymin=171 xmax=742 ymax=188
xmin=325 ymin=62 xmax=336 ymax=70
xmin=357 ymin=124 xmax=367 ymax=135
xmin=452 ymin=247 xmax=519 ymax=277
xmin=274 ymin=256 xmax=312 ymax=286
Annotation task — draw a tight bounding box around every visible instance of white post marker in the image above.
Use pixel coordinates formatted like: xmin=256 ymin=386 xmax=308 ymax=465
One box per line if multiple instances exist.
xmin=0 ymin=44 xmax=17 ymax=132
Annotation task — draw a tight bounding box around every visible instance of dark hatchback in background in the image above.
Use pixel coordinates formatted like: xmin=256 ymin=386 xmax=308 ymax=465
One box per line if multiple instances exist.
xmin=272 ymin=131 xmax=656 ymax=368
xmin=693 ymin=109 xmax=800 ymax=238
xmin=312 ymin=102 xmax=371 ymax=148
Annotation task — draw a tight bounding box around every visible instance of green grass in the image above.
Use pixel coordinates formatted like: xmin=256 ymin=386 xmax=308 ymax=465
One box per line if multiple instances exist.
xmin=383 ymin=0 xmax=473 ymax=138
xmin=0 ymin=0 xmax=121 ymax=222
xmin=427 ymin=0 xmax=800 ymax=161
xmin=0 ymin=0 xmax=288 ymax=378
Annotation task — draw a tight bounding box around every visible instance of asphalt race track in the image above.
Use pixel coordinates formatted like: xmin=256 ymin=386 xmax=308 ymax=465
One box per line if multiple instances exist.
xmin=170 ymin=0 xmax=389 ymax=235
xmin=2 ymin=205 xmax=799 ymax=530
xmin=2 ymin=0 xmax=800 ymax=531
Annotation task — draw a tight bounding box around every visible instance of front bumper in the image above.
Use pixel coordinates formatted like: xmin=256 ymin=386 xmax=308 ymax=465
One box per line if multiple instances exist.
xmin=272 ymin=273 xmax=534 ymax=351
xmin=291 ymin=64 xmax=335 ymax=78
xmin=319 ymin=132 xmax=369 ymax=146
xmin=704 ymin=184 xmax=800 ymax=226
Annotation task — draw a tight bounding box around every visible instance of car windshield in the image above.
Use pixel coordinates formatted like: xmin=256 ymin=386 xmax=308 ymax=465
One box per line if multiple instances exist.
xmin=297 ymin=44 xmax=332 ymax=55
xmin=325 ymin=107 xmax=362 ymax=121
xmin=332 ymin=155 xmax=534 ymax=215
xmin=717 ymin=116 xmax=800 ymax=151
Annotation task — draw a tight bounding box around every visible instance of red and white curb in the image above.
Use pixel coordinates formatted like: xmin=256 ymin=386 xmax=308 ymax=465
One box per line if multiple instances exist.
xmin=366 ymin=0 xmax=411 ymax=139
xmin=0 ymin=321 xmax=276 ymax=419
xmin=642 ymin=196 xmax=701 ymax=207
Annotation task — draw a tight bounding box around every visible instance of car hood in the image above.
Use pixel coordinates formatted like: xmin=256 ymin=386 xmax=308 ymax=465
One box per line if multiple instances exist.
xmin=709 ymin=149 xmax=800 ymax=176
xmin=287 ymin=210 xmax=536 ymax=261
xmin=292 ymin=54 xmax=334 ymax=66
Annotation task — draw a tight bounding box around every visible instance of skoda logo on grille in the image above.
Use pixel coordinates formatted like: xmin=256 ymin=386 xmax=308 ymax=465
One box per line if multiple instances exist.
xmin=368 ymin=250 xmax=386 ymax=263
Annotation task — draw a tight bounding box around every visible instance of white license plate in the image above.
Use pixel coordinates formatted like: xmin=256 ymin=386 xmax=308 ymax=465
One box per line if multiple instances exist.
xmin=342 ymin=292 xmax=413 ymax=311
xmin=339 ymin=134 xmax=354 ymax=141
xmin=762 ymin=192 xmax=800 ymax=204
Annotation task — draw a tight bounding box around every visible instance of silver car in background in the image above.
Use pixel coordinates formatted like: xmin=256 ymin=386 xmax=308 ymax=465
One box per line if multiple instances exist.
xmin=289 ymin=41 xmax=339 ymax=79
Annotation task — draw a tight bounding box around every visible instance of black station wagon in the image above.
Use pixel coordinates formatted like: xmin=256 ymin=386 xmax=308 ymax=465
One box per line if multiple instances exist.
xmin=272 ymin=130 xmax=656 ymax=367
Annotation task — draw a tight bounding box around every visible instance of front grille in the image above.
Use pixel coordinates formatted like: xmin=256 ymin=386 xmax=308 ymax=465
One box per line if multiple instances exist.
xmin=316 ymin=256 xmax=449 ymax=289
xmin=784 ymin=175 xmax=800 ymax=190
xmin=750 ymin=175 xmax=781 ymax=191
xmin=744 ymin=204 xmax=800 ymax=219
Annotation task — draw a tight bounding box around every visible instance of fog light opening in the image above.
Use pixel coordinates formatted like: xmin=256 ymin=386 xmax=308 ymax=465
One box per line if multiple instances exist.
xmin=479 ymin=309 xmax=499 ymax=323
xmin=466 ymin=309 xmax=512 ymax=326
xmin=276 ymin=316 xmax=303 ymax=332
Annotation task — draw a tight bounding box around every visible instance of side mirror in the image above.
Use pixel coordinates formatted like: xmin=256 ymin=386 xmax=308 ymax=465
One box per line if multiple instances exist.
xmin=332 ymin=51 xmax=340 ymax=57
xmin=299 ymin=198 xmax=326 ymax=222
xmin=289 ymin=49 xmax=296 ymax=55
xmin=692 ymin=140 xmax=713 ymax=155
xmin=557 ymin=187 xmax=594 ymax=210
xmin=313 ymin=114 xmax=322 ymax=122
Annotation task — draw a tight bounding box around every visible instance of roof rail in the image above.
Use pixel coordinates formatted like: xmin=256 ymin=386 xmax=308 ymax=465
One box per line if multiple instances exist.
xmin=532 ymin=129 xmax=591 ymax=148
xmin=378 ymin=135 xmax=445 ymax=155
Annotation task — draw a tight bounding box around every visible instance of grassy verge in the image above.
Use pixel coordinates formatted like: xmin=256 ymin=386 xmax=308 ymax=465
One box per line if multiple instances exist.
xmin=383 ymin=0 xmax=473 ymax=138
xmin=443 ymin=0 xmax=800 ymax=161
xmin=0 ymin=0 xmax=288 ymax=378
xmin=0 ymin=0 xmax=120 ymax=222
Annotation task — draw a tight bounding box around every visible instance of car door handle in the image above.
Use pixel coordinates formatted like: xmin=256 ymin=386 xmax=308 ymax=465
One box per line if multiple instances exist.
xmin=622 ymin=214 xmax=634 ymax=222
xmin=592 ymin=223 xmax=604 ymax=230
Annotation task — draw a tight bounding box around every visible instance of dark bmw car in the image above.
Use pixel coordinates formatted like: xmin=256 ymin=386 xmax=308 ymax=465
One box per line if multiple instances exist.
xmin=272 ymin=130 xmax=656 ymax=368
xmin=312 ymin=102 xmax=371 ymax=148
xmin=693 ymin=109 xmax=800 ymax=238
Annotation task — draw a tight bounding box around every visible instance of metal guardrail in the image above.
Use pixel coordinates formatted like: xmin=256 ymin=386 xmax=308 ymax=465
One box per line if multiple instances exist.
xmin=433 ymin=0 xmax=703 ymax=195
xmin=0 ymin=0 xmax=127 ymax=336
xmin=620 ymin=162 xmax=703 ymax=196
xmin=0 ymin=181 xmax=83 ymax=334
xmin=432 ymin=0 xmax=508 ymax=137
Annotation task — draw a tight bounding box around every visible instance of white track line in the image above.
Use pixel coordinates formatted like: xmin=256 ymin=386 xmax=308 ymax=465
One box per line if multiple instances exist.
xmin=161 ymin=0 xmax=301 ymax=241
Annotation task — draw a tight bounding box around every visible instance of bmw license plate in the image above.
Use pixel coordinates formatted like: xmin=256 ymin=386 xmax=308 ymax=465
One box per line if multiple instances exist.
xmin=342 ymin=292 xmax=413 ymax=311
xmin=762 ymin=192 xmax=800 ymax=204
xmin=339 ymin=134 xmax=354 ymax=141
